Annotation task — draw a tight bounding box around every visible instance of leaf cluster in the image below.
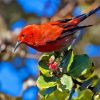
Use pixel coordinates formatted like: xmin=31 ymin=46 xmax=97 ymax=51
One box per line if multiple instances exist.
xmin=37 ymin=49 xmax=100 ymax=100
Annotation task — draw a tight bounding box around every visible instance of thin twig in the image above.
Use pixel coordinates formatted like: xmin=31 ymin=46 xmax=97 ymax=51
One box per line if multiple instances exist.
xmin=68 ymin=84 xmax=76 ymax=100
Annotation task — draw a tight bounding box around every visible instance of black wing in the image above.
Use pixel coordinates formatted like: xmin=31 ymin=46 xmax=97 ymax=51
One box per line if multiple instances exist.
xmin=58 ymin=25 xmax=93 ymax=39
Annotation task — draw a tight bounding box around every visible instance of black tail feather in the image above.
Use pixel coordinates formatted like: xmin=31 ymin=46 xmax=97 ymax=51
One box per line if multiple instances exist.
xmin=60 ymin=25 xmax=92 ymax=38
xmin=65 ymin=25 xmax=93 ymax=32
xmin=76 ymin=6 xmax=100 ymax=22
xmin=58 ymin=18 xmax=72 ymax=23
xmin=74 ymin=25 xmax=93 ymax=30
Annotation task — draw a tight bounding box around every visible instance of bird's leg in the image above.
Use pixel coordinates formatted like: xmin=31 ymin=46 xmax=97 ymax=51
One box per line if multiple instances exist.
xmin=68 ymin=38 xmax=76 ymax=50
xmin=68 ymin=30 xmax=84 ymax=50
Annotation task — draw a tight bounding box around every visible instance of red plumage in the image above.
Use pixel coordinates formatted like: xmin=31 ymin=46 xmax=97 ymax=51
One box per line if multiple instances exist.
xmin=17 ymin=18 xmax=80 ymax=52
xmin=14 ymin=6 xmax=100 ymax=52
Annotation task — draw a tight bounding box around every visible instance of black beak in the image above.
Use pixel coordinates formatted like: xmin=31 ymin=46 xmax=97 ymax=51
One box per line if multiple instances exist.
xmin=13 ymin=41 xmax=22 ymax=53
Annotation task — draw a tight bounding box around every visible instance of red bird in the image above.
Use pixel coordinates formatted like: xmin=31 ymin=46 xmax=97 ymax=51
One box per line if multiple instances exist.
xmin=14 ymin=6 xmax=100 ymax=52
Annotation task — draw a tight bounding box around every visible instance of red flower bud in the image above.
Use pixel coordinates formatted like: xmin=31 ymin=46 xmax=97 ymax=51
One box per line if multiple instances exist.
xmin=49 ymin=61 xmax=58 ymax=72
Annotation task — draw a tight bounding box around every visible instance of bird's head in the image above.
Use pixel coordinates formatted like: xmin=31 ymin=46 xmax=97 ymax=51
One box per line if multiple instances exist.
xmin=14 ymin=25 xmax=36 ymax=52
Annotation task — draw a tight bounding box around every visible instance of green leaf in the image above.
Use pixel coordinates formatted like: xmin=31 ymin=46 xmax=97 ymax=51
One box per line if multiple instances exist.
xmin=38 ymin=54 xmax=52 ymax=77
xmin=60 ymin=49 xmax=74 ymax=72
xmin=57 ymin=82 xmax=68 ymax=92
xmin=54 ymin=90 xmax=69 ymax=100
xmin=42 ymin=86 xmax=56 ymax=98
xmin=74 ymin=89 xmax=93 ymax=100
xmin=93 ymin=79 xmax=100 ymax=94
xmin=67 ymin=50 xmax=74 ymax=72
xmin=68 ymin=54 xmax=92 ymax=78
xmin=60 ymin=74 xmax=73 ymax=91
xmin=41 ymin=89 xmax=69 ymax=100
xmin=78 ymin=63 xmax=95 ymax=80
xmin=37 ymin=75 xmax=57 ymax=89
xmin=80 ymin=76 xmax=98 ymax=90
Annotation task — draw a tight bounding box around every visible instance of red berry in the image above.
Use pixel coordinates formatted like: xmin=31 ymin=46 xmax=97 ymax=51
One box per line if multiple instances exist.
xmin=49 ymin=62 xmax=58 ymax=71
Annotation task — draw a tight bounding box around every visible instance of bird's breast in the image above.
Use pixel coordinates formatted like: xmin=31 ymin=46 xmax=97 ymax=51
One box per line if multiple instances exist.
xmin=32 ymin=35 xmax=74 ymax=52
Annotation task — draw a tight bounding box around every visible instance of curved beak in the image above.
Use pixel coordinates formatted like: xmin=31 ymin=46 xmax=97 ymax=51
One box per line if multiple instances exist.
xmin=13 ymin=41 xmax=22 ymax=53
